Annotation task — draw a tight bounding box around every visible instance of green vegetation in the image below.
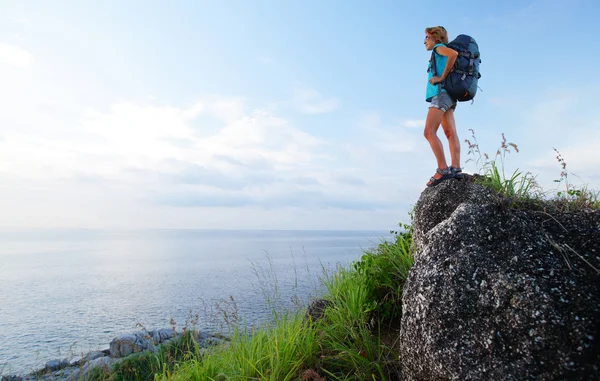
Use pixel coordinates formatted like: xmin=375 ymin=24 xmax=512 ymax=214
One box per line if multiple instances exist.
xmin=83 ymin=221 xmax=414 ymax=380
xmin=161 ymin=224 xmax=413 ymax=381
xmin=351 ymin=220 xmax=413 ymax=322
xmin=87 ymin=330 xmax=202 ymax=381
xmin=465 ymin=129 xmax=540 ymax=199
xmin=551 ymin=148 xmax=600 ymax=211
xmin=465 ymin=129 xmax=599 ymax=211
xmin=24 ymin=132 xmax=598 ymax=381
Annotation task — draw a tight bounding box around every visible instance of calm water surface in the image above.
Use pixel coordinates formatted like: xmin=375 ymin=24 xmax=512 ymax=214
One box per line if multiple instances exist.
xmin=0 ymin=229 xmax=387 ymax=374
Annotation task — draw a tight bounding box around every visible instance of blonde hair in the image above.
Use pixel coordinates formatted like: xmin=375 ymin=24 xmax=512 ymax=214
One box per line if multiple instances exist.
xmin=425 ymin=26 xmax=448 ymax=45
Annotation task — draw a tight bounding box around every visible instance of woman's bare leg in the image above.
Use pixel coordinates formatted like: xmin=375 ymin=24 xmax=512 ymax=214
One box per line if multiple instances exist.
xmin=424 ymin=107 xmax=448 ymax=181
xmin=441 ymin=109 xmax=460 ymax=168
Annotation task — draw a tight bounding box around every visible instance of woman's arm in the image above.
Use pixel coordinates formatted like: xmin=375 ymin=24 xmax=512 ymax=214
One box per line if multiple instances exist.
xmin=429 ymin=45 xmax=458 ymax=84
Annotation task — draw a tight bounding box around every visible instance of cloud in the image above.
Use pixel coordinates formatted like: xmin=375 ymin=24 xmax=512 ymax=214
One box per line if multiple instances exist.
xmin=521 ymin=89 xmax=596 ymax=149
xmin=528 ymin=142 xmax=600 ymax=178
xmin=292 ymin=176 xmax=321 ymax=186
xmin=0 ymin=97 xmax=326 ymax=182
xmin=499 ymin=89 xmax=600 ymax=191
xmin=159 ymin=160 xmax=281 ymax=190
xmin=11 ymin=17 xmax=30 ymax=25
xmin=0 ymin=42 xmax=31 ymax=67
xmin=0 ymin=94 xmax=412 ymax=229
xmin=202 ymin=97 xmax=247 ymax=123
xmin=156 ymin=192 xmax=256 ymax=208
xmin=401 ymin=119 xmax=425 ymax=129
xmin=331 ymin=174 xmax=367 ymax=186
xmin=156 ymin=188 xmax=390 ymax=211
xmin=291 ymin=83 xmax=340 ymax=114
xmin=358 ymin=112 xmax=417 ymax=153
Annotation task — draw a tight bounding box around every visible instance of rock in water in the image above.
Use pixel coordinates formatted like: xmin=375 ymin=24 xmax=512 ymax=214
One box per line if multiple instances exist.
xmin=150 ymin=328 xmax=175 ymax=344
xmin=399 ymin=176 xmax=600 ymax=380
xmin=109 ymin=332 xmax=152 ymax=358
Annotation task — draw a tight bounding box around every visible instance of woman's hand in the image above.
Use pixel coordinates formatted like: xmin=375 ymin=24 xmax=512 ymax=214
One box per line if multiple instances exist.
xmin=429 ymin=76 xmax=443 ymax=85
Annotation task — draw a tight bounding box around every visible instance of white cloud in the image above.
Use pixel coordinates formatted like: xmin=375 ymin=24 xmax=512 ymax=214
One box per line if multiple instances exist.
xmin=199 ymin=110 xmax=323 ymax=169
xmin=497 ymin=89 xmax=600 ymax=191
xmin=291 ymin=83 xmax=340 ymax=114
xmin=528 ymin=144 xmax=599 ymax=171
xmin=402 ymin=119 xmax=425 ymax=129
xmin=11 ymin=17 xmax=30 ymax=25
xmin=0 ymin=93 xmax=417 ymax=229
xmin=0 ymin=42 xmax=31 ymax=67
xmin=204 ymin=97 xmax=247 ymax=122
xmin=0 ymin=98 xmax=326 ymax=181
xmin=358 ymin=112 xmax=417 ymax=153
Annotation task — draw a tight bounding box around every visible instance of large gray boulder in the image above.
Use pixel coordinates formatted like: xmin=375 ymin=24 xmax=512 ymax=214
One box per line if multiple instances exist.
xmin=44 ymin=358 xmax=69 ymax=372
xmin=66 ymin=356 xmax=117 ymax=381
xmin=399 ymin=176 xmax=600 ymax=380
xmin=109 ymin=331 xmax=153 ymax=358
xmin=150 ymin=328 xmax=175 ymax=345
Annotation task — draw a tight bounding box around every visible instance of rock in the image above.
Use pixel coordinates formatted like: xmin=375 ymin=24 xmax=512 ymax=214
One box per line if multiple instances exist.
xmin=411 ymin=174 xmax=497 ymax=259
xmin=68 ymin=355 xmax=84 ymax=367
xmin=399 ymin=176 xmax=600 ymax=380
xmin=47 ymin=367 xmax=76 ymax=380
xmin=1 ymin=376 xmax=22 ymax=381
xmin=70 ymin=356 xmax=116 ymax=381
xmin=86 ymin=356 xmax=112 ymax=370
xmin=196 ymin=331 xmax=229 ymax=347
xmin=305 ymin=298 xmax=334 ymax=323
xmin=194 ymin=330 xmax=211 ymax=344
xmin=83 ymin=350 xmax=106 ymax=363
xmin=44 ymin=360 xmax=60 ymax=372
xmin=44 ymin=358 xmax=69 ymax=372
xmin=109 ymin=332 xmax=153 ymax=358
xmin=150 ymin=328 xmax=175 ymax=344
xmin=64 ymin=369 xmax=80 ymax=381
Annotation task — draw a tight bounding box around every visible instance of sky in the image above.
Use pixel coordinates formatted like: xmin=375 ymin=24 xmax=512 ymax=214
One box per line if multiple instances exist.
xmin=1 ymin=0 xmax=599 ymax=230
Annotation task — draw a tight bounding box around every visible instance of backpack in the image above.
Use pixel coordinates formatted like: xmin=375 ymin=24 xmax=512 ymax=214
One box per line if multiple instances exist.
xmin=430 ymin=34 xmax=481 ymax=102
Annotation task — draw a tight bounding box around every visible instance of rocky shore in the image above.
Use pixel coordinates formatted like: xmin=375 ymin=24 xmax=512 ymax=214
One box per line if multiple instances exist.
xmin=1 ymin=328 xmax=227 ymax=381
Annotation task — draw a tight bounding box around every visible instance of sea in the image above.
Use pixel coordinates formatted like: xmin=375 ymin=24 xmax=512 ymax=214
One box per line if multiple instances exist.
xmin=0 ymin=229 xmax=388 ymax=375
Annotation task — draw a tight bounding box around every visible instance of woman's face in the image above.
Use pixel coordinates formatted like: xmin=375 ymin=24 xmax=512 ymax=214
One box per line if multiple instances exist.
xmin=424 ymin=33 xmax=436 ymax=51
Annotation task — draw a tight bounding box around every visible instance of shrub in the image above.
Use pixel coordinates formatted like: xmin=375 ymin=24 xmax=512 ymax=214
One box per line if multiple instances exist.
xmin=352 ymin=220 xmax=414 ymax=322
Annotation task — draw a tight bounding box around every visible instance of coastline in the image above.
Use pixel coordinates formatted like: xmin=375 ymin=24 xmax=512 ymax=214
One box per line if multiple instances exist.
xmin=1 ymin=327 xmax=228 ymax=381
xmin=0 ymin=229 xmax=386 ymax=376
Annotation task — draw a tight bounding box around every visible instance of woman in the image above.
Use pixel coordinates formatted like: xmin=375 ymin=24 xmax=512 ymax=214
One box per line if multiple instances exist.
xmin=423 ymin=26 xmax=463 ymax=187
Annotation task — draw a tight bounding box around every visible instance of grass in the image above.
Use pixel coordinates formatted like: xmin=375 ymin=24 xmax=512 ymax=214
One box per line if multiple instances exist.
xmin=71 ymin=131 xmax=597 ymax=380
xmin=550 ymin=148 xmax=600 ymax=211
xmin=62 ymin=225 xmax=413 ymax=380
xmin=465 ymin=129 xmax=540 ymax=200
xmin=85 ymin=330 xmax=203 ymax=381
xmin=149 ymin=222 xmax=415 ymax=381
xmin=464 ymin=129 xmax=599 ymax=211
xmin=161 ymin=313 xmax=316 ymax=381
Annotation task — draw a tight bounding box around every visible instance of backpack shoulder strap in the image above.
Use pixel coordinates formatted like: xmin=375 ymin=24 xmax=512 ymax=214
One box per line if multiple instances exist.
xmin=429 ymin=51 xmax=436 ymax=75
xmin=429 ymin=51 xmax=443 ymax=95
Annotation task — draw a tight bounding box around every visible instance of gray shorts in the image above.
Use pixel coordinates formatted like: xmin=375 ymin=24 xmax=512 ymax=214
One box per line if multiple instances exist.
xmin=429 ymin=92 xmax=457 ymax=112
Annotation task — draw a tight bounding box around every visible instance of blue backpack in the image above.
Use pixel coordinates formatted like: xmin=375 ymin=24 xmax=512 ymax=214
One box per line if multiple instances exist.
xmin=430 ymin=35 xmax=481 ymax=102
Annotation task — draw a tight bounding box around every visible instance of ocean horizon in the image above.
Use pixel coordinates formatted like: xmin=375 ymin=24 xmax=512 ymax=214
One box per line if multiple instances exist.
xmin=0 ymin=228 xmax=389 ymax=375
